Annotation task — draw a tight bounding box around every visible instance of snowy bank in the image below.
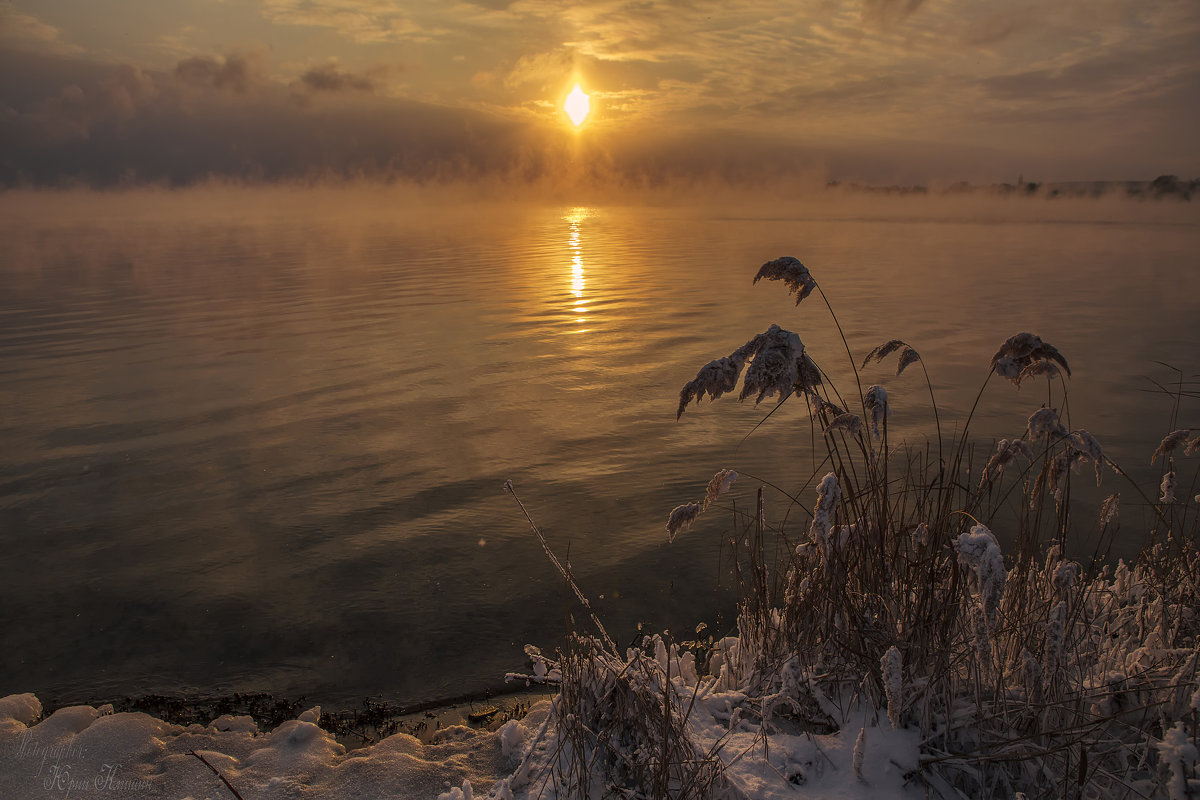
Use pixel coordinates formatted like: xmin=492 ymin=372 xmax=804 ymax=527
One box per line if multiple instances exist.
xmin=0 ymin=692 xmax=507 ymax=799
xmin=0 ymin=689 xmax=929 ymax=799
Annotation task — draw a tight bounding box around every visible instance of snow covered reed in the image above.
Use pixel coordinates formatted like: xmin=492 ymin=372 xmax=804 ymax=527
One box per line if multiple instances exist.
xmin=666 ymin=502 xmax=702 ymax=543
xmin=1153 ymin=429 xmax=1192 ymax=463
xmin=1026 ymin=406 xmax=1067 ymax=439
xmin=676 ymin=325 xmax=820 ymax=419
xmin=808 ymin=472 xmax=840 ymax=551
xmin=863 ymin=384 xmax=890 ymax=439
xmin=1161 ymin=470 xmax=1177 ymax=504
xmin=990 ymin=331 xmax=1071 ymax=384
xmin=978 ymin=438 xmax=1032 ymax=487
xmin=881 ymin=646 xmax=903 ymax=729
xmin=703 ymin=469 xmax=738 ymax=510
xmin=662 ymin=469 xmax=740 ymax=544
xmin=1099 ymin=492 xmax=1120 ymax=526
xmin=823 ymin=412 xmax=862 ymax=437
xmin=955 ymin=523 xmax=1006 ymax=626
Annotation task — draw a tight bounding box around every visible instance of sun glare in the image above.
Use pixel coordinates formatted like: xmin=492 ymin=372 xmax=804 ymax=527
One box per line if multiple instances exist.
xmin=564 ymin=84 xmax=590 ymax=128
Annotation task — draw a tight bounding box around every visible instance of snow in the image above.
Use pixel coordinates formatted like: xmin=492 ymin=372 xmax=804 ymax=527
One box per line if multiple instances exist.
xmin=0 ymin=688 xmax=929 ymax=800
xmin=496 ymin=719 xmax=524 ymax=759
xmin=0 ymin=694 xmax=508 ymax=800
xmin=675 ymin=696 xmax=923 ymax=800
xmin=1156 ymin=722 xmax=1199 ymax=800
xmin=0 ymin=695 xmax=42 ymax=740
xmin=5 ymin=671 xmax=1185 ymax=799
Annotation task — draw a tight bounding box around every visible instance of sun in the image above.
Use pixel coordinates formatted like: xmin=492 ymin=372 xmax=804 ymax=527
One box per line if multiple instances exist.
xmin=563 ymin=84 xmax=590 ymax=128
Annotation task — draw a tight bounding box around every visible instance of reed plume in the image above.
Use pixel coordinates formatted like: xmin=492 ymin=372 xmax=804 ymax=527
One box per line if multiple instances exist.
xmin=809 ymin=395 xmax=845 ymax=419
xmin=1026 ymin=407 xmax=1067 ymax=439
xmin=1153 ymin=429 xmax=1192 ymax=464
xmin=1161 ymin=471 xmax=1177 ymax=504
xmin=863 ymin=339 xmax=923 ymax=377
xmin=753 ymin=256 xmax=816 ymax=304
xmin=955 ymin=523 xmax=1006 ymax=626
xmin=738 ymin=325 xmax=821 ymax=404
xmin=676 ymin=324 xmax=820 ymax=418
xmin=703 ymin=469 xmax=738 ymax=510
xmin=864 ymin=384 xmax=890 ymax=438
xmin=824 ymin=412 xmax=863 ymax=437
xmin=676 ymin=355 xmax=743 ymax=420
xmin=666 ymin=502 xmax=702 ymax=543
xmin=979 ymin=438 xmax=1033 ymax=487
xmin=1099 ymin=492 xmax=1120 ymax=526
xmin=808 ymin=471 xmax=840 ymax=550
xmin=862 ymin=339 xmax=905 ymax=368
xmin=990 ymin=332 xmax=1071 ymax=384
xmin=896 ymin=346 xmax=921 ymax=376
xmin=1068 ymin=429 xmax=1105 ymax=485
xmin=1015 ymin=360 xmax=1060 ymax=386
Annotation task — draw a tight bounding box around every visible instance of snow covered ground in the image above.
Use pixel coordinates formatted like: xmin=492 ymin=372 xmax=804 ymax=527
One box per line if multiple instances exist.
xmin=0 ymin=690 xmax=924 ymax=799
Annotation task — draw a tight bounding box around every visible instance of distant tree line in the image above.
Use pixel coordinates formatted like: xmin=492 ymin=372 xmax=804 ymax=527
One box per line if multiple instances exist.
xmin=826 ymin=175 xmax=1198 ymax=200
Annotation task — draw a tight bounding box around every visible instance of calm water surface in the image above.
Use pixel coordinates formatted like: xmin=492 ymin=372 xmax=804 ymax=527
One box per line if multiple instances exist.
xmin=1 ymin=190 xmax=1197 ymax=708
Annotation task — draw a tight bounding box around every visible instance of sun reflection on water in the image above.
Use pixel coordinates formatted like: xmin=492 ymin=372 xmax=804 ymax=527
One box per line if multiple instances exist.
xmin=565 ymin=207 xmax=591 ymax=331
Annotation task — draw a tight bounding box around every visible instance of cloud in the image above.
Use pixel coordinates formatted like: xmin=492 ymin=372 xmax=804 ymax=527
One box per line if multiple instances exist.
xmin=174 ymin=52 xmax=265 ymax=94
xmin=0 ymin=1 xmax=79 ymax=54
xmin=503 ymin=50 xmax=575 ymax=90
xmin=980 ymin=37 xmax=1197 ymax=105
xmin=12 ymin=56 xmax=157 ymax=141
xmin=860 ymin=0 xmax=926 ymax=27
xmin=955 ymin=11 xmax=1031 ymax=48
xmin=969 ymin=21 xmax=1200 ymax=144
xmin=260 ymin=0 xmax=441 ymax=43
xmin=0 ymin=45 xmax=845 ymax=189
xmin=753 ymin=74 xmax=904 ymax=116
xmin=2 ymin=0 xmax=1199 ymax=192
xmin=295 ymin=63 xmax=380 ymax=93
xmin=237 ymin=0 xmax=1198 ymax=177
xmin=0 ymin=46 xmax=543 ymax=186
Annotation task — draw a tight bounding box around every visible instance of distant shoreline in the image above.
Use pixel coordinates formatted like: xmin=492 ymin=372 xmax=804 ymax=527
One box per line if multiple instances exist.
xmin=826 ymin=173 xmax=1200 ymax=200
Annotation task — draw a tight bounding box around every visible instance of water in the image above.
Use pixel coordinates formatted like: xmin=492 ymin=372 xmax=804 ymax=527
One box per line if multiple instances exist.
xmin=1 ymin=188 xmax=1197 ymax=709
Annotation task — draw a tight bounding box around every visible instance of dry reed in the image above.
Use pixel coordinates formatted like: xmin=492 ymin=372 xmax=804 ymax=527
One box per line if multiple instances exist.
xmin=507 ymin=254 xmax=1200 ymax=800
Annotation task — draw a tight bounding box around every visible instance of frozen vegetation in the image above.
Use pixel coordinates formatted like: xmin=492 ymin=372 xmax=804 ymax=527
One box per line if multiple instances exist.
xmin=4 ymin=256 xmax=1200 ymax=798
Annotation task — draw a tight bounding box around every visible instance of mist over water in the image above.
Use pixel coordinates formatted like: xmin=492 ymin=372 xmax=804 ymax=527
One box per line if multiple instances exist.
xmin=1 ymin=188 xmax=1197 ymax=709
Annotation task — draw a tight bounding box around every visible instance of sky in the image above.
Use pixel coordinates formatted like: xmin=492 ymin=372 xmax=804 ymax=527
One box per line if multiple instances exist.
xmin=1 ymin=0 xmax=1198 ymax=189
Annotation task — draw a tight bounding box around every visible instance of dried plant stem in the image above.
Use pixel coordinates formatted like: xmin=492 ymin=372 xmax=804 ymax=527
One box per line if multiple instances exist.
xmin=504 ymin=480 xmax=618 ymax=657
xmin=189 ymin=751 xmax=246 ymax=800
xmin=915 ymin=357 xmax=945 ymax=477
xmin=814 ymin=283 xmax=866 ymax=417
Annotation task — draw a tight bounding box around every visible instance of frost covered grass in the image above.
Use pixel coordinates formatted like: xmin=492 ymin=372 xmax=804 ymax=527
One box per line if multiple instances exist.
xmin=504 ymin=257 xmax=1200 ymax=799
